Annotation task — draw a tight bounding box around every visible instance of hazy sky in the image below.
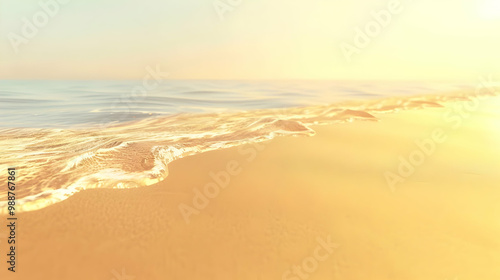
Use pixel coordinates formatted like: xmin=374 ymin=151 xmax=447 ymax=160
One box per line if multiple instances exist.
xmin=0 ymin=0 xmax=499 ymax=80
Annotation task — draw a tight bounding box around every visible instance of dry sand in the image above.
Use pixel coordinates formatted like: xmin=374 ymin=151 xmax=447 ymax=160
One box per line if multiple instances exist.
xmin=1 ymin=97 xmax=500 ymax=280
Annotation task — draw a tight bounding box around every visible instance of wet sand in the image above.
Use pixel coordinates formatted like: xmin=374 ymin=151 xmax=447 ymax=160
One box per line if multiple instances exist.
xmin=1 ymin=97 xmax=500 ymax=280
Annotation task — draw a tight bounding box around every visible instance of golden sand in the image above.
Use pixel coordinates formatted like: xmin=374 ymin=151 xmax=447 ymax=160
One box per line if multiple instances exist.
xmin=1 ymin=97 xmax=500 ymax=280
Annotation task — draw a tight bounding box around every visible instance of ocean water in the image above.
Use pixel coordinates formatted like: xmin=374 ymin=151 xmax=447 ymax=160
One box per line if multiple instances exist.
xmin=0 ymin=80 xmax=470 ymax=128
xmin=0 ymin=80 xmax=482 ymax=213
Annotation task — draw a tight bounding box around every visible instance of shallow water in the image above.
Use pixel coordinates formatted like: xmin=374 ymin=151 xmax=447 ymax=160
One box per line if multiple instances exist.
xmin=0 ymin=80 xmax=470 ymax=128
xmin=0 ymin=80 xmax=493 ymax=213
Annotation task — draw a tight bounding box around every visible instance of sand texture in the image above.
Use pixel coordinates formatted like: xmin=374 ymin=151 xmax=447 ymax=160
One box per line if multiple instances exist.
xmin=1 ymin=97 xmax=499 ymax=280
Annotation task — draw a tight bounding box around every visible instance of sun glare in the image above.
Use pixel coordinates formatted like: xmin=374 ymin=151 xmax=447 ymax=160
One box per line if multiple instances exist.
xmin=479 ymin=0 xmax=500 ymax=19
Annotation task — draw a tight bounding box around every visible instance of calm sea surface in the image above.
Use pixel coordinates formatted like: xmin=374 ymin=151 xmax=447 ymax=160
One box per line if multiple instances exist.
xmin=0 ymin=80 xmax=470 ymax=128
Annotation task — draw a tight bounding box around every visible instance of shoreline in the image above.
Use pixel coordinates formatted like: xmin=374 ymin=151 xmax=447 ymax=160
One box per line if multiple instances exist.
xmin=1 ymin=87 xmax=499 ymax=215
xmin=1 ymin=97 xmax=500 ymax=279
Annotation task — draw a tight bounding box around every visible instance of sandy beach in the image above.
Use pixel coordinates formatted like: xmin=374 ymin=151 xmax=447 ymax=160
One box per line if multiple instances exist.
xmin=1 ymin=97 xmax=500 ymax=280
xmin=2 ymin=0 xmax=500 ymax=278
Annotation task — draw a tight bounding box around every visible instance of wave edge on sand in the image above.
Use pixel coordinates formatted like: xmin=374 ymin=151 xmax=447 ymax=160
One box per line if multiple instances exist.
xmin=0 ymin=88 xmax=498 ymax=214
